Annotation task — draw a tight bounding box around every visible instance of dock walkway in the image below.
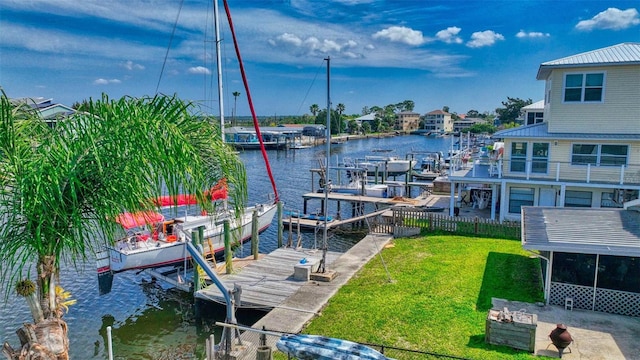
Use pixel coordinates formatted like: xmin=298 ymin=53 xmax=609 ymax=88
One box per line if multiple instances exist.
xmin=233 ymin=234 xmax=394 ymax=359
xmin=195 ymin=247 xmax=342 ymax=310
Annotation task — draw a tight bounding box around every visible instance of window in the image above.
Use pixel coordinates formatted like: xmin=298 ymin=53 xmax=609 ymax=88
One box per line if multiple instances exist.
xmin=571 ymin=144 xmax=628 ymax=166
xmin=565 ymin=190 xmax=592 ymax=207
xmin=531 ymin=143 xmax=549 ymax=173
xmin=526 ymin=112 xmax=544 ymax=125
xmin=564 ymin=73 xmax=604 ymax=102
xmin=510 ymin=142 xmax=527 ymax=172
xmin=508 ymin=187 xmax=534 ymax=214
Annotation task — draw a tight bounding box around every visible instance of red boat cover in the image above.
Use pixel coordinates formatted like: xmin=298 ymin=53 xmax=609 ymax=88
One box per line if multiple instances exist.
xmin=152 ymin=179 xmax=228 ymax=207
xmin=115 ymin=211 xmax=165 ymax=230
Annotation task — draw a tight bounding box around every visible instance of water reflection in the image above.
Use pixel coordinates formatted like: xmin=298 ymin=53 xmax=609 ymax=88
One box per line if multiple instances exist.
xmin=0 ymin=135 xmax=449 ymax=358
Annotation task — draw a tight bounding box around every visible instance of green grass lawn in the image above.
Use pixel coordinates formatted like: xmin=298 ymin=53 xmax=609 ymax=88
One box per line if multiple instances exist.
xmin=275 ymin=234 xmax=545 ymax=360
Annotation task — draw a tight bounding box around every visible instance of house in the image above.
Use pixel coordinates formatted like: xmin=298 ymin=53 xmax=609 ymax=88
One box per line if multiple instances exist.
xmin=394 ymin=111 xmax=420 ymax=131
xmin=521 ymin=100 xmax=544 ymax=125
xmin=453 ymin=117 xmax=486 ymax=133
xmin=447 ymin=43 xmax=640 ymax=222
xmin=11 ymin=97 xmax=76 ymax=128
xmin=422 ymin=109 xmax=453 ymax=134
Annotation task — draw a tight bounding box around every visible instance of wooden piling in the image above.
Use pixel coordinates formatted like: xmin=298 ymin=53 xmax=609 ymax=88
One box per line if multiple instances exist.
xmin=277 ymin=201 xmax=283 ymax=248
xmin=251 ymin=210 xmax=259 ymax=260
xmin=224 ymin=220 xmax=232 ymax=274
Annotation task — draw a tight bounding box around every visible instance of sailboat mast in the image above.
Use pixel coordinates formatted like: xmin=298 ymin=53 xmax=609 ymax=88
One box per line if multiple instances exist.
xmin=213 ymin=0 xmax=225 ymax=141
xmin=321 ymin=56 xmax=331 ymax=273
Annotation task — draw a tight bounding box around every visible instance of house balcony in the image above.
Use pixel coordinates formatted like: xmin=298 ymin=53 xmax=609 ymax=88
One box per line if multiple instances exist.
xmin=448 ymin=156 xmax=640 ymax=187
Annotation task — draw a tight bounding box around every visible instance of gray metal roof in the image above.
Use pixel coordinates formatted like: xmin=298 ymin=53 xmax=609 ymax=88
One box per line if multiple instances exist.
xmin=522 ymin=207 xmax=640 ymax=257
xmin=493 ymin=122 xmax=640 ymax=140
xmin=537 ymin=43 xmax=640 ymax=79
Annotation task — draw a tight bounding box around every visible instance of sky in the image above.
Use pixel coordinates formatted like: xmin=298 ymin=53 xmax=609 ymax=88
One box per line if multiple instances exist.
xmin=1 ymin=0 xmax=639 ymax=118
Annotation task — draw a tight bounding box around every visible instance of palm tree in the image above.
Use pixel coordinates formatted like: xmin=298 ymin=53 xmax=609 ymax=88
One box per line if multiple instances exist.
xmin=336 ymin=103 xmax=345 ymax=134
xmin=232 ymin=91 xmax=241 ymax=127
xmin=0 ymin=92 xmax=247 ymax=359
xmin=309 ymin=104 xmax=320 ymax=117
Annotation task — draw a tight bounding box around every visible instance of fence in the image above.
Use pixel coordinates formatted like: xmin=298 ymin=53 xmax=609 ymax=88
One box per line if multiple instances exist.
xmin=379 ymin=208 xmax=521 ymax=240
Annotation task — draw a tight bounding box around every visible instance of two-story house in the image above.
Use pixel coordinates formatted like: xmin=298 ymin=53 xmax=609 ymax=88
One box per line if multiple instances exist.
xmin=448 ymin=43 xmax=640 ymax=222
xmin=422 ymin=109 xmax=453 ymax=134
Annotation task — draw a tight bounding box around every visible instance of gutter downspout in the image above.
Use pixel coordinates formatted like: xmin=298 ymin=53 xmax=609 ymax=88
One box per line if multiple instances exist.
xmin=526 ymin=249 xmax=551 ymax=304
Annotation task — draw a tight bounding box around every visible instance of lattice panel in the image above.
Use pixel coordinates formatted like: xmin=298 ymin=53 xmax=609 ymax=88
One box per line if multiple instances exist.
xmin=550 ymin=282 xmax=594 ymax=310
xmin=595 ymin=288 xmax=640 ymax=317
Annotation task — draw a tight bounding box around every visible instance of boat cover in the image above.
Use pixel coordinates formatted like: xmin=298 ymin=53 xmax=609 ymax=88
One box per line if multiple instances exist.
xmin=276 ymin=334 xmax=392 ymax=360
xmin=153 ymin=179 xmax=228 ymax=207
xmin=115 ymin=211 xmax=165 ymax=230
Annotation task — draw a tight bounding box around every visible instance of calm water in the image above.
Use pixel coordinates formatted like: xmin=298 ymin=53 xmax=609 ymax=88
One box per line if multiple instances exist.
xmin=0 ymin=134 xmax=449 ymax=359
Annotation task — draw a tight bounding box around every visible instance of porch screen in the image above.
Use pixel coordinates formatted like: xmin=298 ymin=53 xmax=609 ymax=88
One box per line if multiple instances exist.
xmin=552 ymin=252 xmax=596 ymax=287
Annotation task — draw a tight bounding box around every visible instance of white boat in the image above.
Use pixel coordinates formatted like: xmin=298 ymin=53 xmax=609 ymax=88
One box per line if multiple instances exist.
xmin=412 ymin=152 xmax=444 ymax=180
xmin=101 ymin=202 xmax=277 ymax=273
xmin=361 ymin=155 xmax=414 ymax=177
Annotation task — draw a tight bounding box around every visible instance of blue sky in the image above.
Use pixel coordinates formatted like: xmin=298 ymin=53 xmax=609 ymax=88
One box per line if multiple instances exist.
xmin=1 ymin=1 xmax=639 ymax=117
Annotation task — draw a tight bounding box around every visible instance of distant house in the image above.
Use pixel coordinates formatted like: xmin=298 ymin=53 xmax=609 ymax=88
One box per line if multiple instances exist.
xmin=422 ymin=110 xmax=453 ymax=133
xmin=521 ymin=100 xmax=545 ymax=125
xmin=11 ymin=97 xmax=76 ymax=128
xmin=394 ymin=111 xmax=420 ymax=131
xmin=354 ymin=113 xmax=376 ymax=128
xmin=453 ymin=117 xmax=486 ymax=133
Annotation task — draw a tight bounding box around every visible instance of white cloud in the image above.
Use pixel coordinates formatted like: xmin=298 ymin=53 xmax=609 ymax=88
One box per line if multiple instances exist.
xmin=466 ymin=30 xmax=504 ymax=48
xmin=372 ymin=26 xmax=425 ymax=46
xmin=187 ymin=66 xmax=211 ymax=75
xmin=93 ymin=78 xmax=121 ymax=85
xmin=516 ymin=30 xmax=550 ymax=38
xmin=269 ymin=33 xmax=362 ymax=57
xmin=576 ymin=7 xmax=640 ymax=31
xmin=436 ymin=27 xmax=463 ymax=44
xmin=122 ymin=60 xmax=145 ymax=70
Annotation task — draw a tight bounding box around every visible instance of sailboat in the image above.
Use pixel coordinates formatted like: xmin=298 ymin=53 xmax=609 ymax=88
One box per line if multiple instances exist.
xmin=96 ymin=0 xmax=279 ymax=294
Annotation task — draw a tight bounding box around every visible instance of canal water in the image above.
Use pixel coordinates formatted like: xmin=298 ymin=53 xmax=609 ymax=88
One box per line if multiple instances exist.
xmin=0 ymin=134 xmax=449 ymax=359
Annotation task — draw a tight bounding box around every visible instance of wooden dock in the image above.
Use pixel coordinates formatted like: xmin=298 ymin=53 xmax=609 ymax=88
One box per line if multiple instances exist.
xmin=195 ymin=247 xmax=341 ymax=310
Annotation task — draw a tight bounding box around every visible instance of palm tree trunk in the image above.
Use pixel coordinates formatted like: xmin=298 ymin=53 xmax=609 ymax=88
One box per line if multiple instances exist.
xmin=3 ymin=318 xmax=68 ymax=360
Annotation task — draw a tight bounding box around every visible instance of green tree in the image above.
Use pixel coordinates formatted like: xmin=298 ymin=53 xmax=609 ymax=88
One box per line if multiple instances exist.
xmin=397 ymin=100 xmax=415 ymax=112
xmin=495 ymin=97 xmax=532 ymax=124
xmin=442 ymin=105 xmax=450 ymax=113
xmin=309 ymin=104 xmax=320 ymax=117
xmin=336 ymin=103 xmax=345 ymax=134
xmin=361 ymin=121 xmax=371 ymax=134
xmin=0 ymin=92 xmax=247 ymax=358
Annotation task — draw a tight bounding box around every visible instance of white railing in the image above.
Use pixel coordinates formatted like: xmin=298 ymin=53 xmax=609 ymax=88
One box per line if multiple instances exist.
xmin=464 ymin=159 xmax=640 ymax=186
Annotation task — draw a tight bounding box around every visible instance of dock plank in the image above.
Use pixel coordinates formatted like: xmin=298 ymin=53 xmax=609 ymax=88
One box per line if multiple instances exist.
xmin=196 ymin=247 xmax=341 ymax=309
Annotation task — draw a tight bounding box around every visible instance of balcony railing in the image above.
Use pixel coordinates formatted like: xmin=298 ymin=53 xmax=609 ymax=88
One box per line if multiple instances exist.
xmin=451 ymin=157 xmax=640 ymax=186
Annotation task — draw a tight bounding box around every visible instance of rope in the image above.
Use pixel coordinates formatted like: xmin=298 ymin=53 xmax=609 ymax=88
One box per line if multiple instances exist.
xmin=222 ymin=0 xmax=279 ymax=203
xmin=155 ymin=0 xmax=185 ymax=94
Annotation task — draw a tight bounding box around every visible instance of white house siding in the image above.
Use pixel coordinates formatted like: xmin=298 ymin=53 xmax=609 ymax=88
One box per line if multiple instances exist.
xmin=546 ymin=65 xmax=640 ymax=134
xmin=501 ymin=183 xmax=627 ymax=222
xmin=500 ymin=138 xmax=640 ymax=184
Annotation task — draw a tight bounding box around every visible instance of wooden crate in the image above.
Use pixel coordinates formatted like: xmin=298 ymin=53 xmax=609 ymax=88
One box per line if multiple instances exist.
xmin=485 ymin=309 xmax=537 ymax=352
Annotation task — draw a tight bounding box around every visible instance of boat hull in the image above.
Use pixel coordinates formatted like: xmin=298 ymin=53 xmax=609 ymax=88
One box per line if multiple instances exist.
xmin=103 ymin=203 xmax=278 ymax=273
xmin=276 ymin=334 xmax=391 ymax=360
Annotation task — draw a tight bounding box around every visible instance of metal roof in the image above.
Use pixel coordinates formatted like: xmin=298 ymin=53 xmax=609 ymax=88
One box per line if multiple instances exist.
xmin=522 ymin=207 xmax=640 ymax=257
xmin=493 ymin=122 xmax=640 ymax=140
xmin=537 ymin=43 xmax=640 ymax=79
xmin=522 ymin=100 xmax=544 ymax=111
